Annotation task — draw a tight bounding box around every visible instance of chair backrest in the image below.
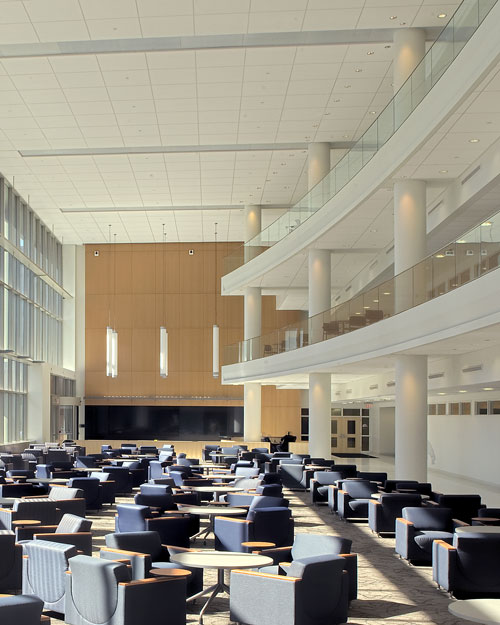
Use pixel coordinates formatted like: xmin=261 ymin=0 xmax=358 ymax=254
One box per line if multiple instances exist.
xmin=24 ymin=540 xmax=77 ymax=604
xmin=247 ymin=507 xmax=293 ymax=546
xmin=403 ymin=506 xmax=452 ymax=530
xmin=454 ymin=535 xmax=500 ymax=587
xmin=75 ymin=456 xmax=97 ymax=468
xmin=343 ymin=480 xmax=379 ymax=499
xmin=287 ymin=555 xmax=346 ymax=619
xmin=0 ymin=531 xmax=17 ymax=581
xmin=134 ymin=492 xmax=176 ymax=510
xmin=221 ymin=447 xmax=239 ymax=454
xmin=314 ymin=472 xmax=341 ymax=486
xmin=249 ymin=495 xmax=287 ymax=510
xmin=357 ymin=471 xmax=387 ymax=484
xmin=68 ymin=478 xmax=100 ymax=504
xmin=149 ymin=461 xmax=165 ymax=479
xmin=437 ymin=494 xmax=482 ymax=523
xmin=292 ymin=534 xmax=352 ymax=560
xmin=105 ymin=530 xmax=163 ymax=560
xmin=116 ymin=504 xmax=149 ymax=532
xmin=13 ymin=499 xmax=60 ymax=525
xmin=0 ymin=594 xmax=43 ymax=624
xmin=384 ymin=479 xmax=419 ymax=493
xmin=234 ymin=466 xmax=259 ymax=478
xmin=6 ymin=469 xmax=34 ymax=478
xmin=35 ymin=464 xmax=53 ymax=478
xmin=68 ymin=555 xmax=130 ymax=623
xmin=141 ymin=483 xmax=173 ymax=495
xmin=378 ymin=493 xmax=422 ymax=519
xmin=57 ymin=513 xmax=92 ymax=534
xmin=121 ymin=461 xmax=140 ymax=470
xmin=255 ymin=484 xmax=282 ymax=497
xmin=48 ymin=487 xmax=81 ymax=501
xmin=330 ymin=464 xmax=357 ymax=478
xmin=252 ymin=448 xmax=269 ymax=453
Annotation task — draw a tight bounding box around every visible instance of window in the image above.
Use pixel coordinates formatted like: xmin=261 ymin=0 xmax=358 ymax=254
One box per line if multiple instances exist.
xmin=476 ymin=401 xmax=488 ymax=415
xmin=461 ymin=402 xmax=471 ymax=415
xmin=449 ymin=403 xmax=460 ymax=415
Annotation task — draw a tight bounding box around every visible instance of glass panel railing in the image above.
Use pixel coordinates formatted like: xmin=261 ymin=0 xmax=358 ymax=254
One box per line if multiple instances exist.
xmin=223 ymin=0 xmax=497 ymax=276
xmin=223 ymin=209 xmax=500 ymax=366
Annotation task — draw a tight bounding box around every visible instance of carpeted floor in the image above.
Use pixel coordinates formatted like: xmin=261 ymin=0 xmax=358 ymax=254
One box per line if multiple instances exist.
xmin=48 ymin=489 xmax=469 ymax=625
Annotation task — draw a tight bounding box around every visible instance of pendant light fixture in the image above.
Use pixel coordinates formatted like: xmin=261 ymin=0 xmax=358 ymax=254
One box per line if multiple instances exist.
xmin=160 ymin=224 xmax=168 ymax=378
xmin=106 ymin=227 xmax=118 ymax=378
xmin=212 ymin=222 xmax=219 ymax=378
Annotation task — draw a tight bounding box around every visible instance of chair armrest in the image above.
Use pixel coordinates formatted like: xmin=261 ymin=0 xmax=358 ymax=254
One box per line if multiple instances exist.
xmin=259 ymin=545 xmax=292 ymax=565
xmin=101 ymin=547 xmax=148 ymax=558
xmin=396 ymin=518 xmax=414 ymax=526
xmin=452 ymin=519 xmax=469 ymax=528
xmin=214 ymin=517 xmax=251 ymax=523
xmin=232 ymin=569 xmax=300 ymax=582
xmin=434 ymin=540 xmax=456 ymax=550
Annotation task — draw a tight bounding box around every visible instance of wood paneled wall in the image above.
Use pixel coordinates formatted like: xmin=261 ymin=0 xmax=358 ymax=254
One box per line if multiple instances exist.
xmin=85 ymin=242 xmax=303 ymax=437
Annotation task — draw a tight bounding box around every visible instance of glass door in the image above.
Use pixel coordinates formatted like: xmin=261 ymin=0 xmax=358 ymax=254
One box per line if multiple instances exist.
xmin=331 ymin=417 xmax=362 ymax=453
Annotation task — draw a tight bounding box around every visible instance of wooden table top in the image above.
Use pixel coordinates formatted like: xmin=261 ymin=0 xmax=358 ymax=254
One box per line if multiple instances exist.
xmin=11 ymin=519 xmax=42 ymax=526
xmin=150 ymin=568 xmax=192 ymax=578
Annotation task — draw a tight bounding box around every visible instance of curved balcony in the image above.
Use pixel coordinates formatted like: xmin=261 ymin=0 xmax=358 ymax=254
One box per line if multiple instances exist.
xmin=222 ymin=0 xmax=498 ymax=280
xmin=223 ymin=210 xmax=500 ymax=367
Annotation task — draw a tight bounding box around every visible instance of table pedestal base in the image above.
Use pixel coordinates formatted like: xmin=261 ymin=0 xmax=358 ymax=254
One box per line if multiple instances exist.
xmin=187 ymin=569 xmax=228 ymax=624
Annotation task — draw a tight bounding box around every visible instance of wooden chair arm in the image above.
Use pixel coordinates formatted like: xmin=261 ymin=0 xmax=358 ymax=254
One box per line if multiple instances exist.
xmin=214 ymin=517 xmax=251 ymax=523
xmin=233 ymin=569 xmax=300 ymax=582
xmin=100 ymin=547 xmax=147 ymax=558
xmin=339 ymin=553 xmax=357 ymax=558
xmin=434 ymin=540 xmax=456 ymax=550
xmin=396 ymin=518 xmax=414 ymax=526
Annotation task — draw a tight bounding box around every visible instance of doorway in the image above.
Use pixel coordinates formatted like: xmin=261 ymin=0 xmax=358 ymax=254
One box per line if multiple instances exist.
xmin=331 ymin=417 xmax=362 ymax=454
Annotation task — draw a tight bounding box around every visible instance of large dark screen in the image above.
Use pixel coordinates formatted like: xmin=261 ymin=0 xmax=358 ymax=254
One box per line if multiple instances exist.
xmin=85 ymin=405 xmax=244 ymax=440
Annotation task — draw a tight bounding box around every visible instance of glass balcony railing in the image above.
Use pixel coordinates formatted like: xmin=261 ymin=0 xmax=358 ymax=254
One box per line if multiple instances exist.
xmin=223 ymin=211 xmax=500 ymax=366
xmin=223 ymin=0 xmax=497 ymax=276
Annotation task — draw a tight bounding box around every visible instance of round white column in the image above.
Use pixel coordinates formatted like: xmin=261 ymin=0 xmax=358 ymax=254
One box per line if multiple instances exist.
xmin=393 ymin=28 xmax=426 ymax=92
xmin=395 ymin=354 xmax=428 ymax=481
xmin=308 ymin=249 xmax=331 ymax=316
xmin=244 ymin=382 xmax=262 ymax=442
xmin=394 ymin=179 xmax=427 ymax=275
xmin=244 ymin=286 xmax=262 ymax=441
xmin=308 ymin=142 xmax=330 ymax=189
xmin=244 ymin=204 xmax=262 ymax=262
xmin=309 ymin=372 xmax=332 ymax=459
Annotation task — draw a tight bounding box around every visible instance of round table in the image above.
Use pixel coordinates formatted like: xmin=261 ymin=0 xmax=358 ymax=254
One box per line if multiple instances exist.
xmin=176 ymin=505 xmax=246 ymax=542
xmin=170 ymin=550 xmax=273 ymax=625
xmin=471 ymin=517 xmax=500 ymax=526
xmin=455 ymin=526 xmax=500 ymax=534
xmin=449 ymin=599 xmax=500 ymax=624
xmin=149 ymin=567 xmax=192 ymax=579
xmin=241 ymin=541 xmax=275 ymax=553
xmin=180 ymin=485 xmax=243 ymax=502
xmin=11 ymin=519 xmax=41 ymax=527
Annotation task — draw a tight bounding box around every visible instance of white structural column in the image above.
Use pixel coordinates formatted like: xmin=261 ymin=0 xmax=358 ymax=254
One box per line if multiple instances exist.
xmin=309 ymin=373 xmax=332 ymax=459
xmin=392 ymin=30 xmax=428 ymax=480
xmin=243 ymin=205 xmax=263 ymax=440
xmin=308 ymin=142 xmax=330 ymax=189
xmin=395 ymin=355 xmax=428 ymax=482
xmin=307 ymin=144 xmax=332 ymax=456
xmin=75 ymin=245 xmax=86 ymax=437
xmin=243 ymin=204 xmax=262 ymax=262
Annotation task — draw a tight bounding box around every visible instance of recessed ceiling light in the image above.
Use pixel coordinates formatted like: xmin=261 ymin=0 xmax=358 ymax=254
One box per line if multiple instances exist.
xmin=355 ymin=68 xmax=362 ymax=73
xmin=482 ymin=222 xmax=492 ymax=226
xmin=469 ymin=138 xmax=480 ymax=143
xmin=458 ymin=390 xmax=468 ymax=393
xmin=355 ymin=312 xmax=361 ymax=315
xmin=343 ymin=134 xmax=349 ymax=138
xmin=456 ymin=239 xmax=466 ymax=243
xmin=437 ymin=392 xmax=446 ymax=395
xmin=437 ymin=12 xmax=447 ymax=18
xmin=483 ymin=387 xmax=495 ymax=391
xmin=367 ymin=51 xmax=375 ymax=56
xmin=373 ymin=299 xmax=379 ymax=303
xmin=383 ymin=292 xmax=391 ymax=295
xmin=439 ymin=169 xmax=448 ymax=173
xmin=363 ymin=306 xmax=370 ymax=309
xmin=344 ymin=84 xmax=351 ymax=88
xmin=390 ymin=15 xmax=397 ymax=20
xmin=435 ymin=253 xmax=445 ymax=258
xmin=400 ymin=21 xmax=406 ymax=25
xmin=369 ymin=111 xmax=376 ymax=115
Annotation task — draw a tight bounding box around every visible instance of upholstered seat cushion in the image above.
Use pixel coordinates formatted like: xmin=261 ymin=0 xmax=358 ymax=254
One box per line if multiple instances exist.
xmin=348 ymin=499 xmax=371 ymax=514
xmin=414 ymin=531 xmax=453 ymax=554
xmin=317 ymin=485 xmax=330 ymax=497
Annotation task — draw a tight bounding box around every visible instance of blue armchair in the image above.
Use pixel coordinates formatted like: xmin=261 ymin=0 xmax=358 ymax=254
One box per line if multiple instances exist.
xmin=337 ymin=480 xmax=379 ymax=521
xmin=258 ymin=533 xmax=357 ymax=601
xmin=0 ymin=595 xmax=44 ymax=625
xmin=101 ymin=530 xmax=203 ymax=595
xmin=230 ymin=554 xmax=349 ymax=625
xmin=104 ymin=466 xmax=133 ymax=494
xmin=214 ymin=506 xmax=294 ymax=552
xmin=433 ymin=534 xmax=500 ymax=596
xmin=17 ymin=513 xmax=93 ymax=554
xmin=67 ymin=477 xmax=102 ymax=510
xmin=0 ymin=531 xmax=22 ymax=592
xmin=115 ymin=504 xmax=192 ymax=546
xmin=310 ymin=471 xmax=345 ymax=505
xmin=65 ymin=555 xmax=186 ymax=625
xmin=433 ymin=494 xmax=484 ymax=524
xmin=395 ymin=507 xmax=466 ymax=562
xmin=0 ymin=498 xmax=61 ymax=531
xmin=22 ymin=539 xmax=77 ymax=613
xmin=368 ymin=493 xmax=422 ymax=535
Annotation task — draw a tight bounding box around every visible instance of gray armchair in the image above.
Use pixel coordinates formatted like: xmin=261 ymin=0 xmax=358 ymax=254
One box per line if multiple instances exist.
xmin=0 ymin=498 xmax=61 ymax=531
xmin=259 ymin=532 xmax=357 ymax=601
xmin=337 ymin=480 xmax=379 ymax=521
xmin=0 ymin=595 xmax=44 ymax=625
xmin=31 ymin=486 xmax=86 ymax=518
xmin=0 ymin=530 xmax=22 ymax=592
xmin=17 ymin=513 xmax=93 ymax=554
xmin=395 ymin=506 xmax=466 ymax=562
xmin=368 ymin=493 xmax=422 ymax=535
xmin=433 ymin=533 xmax=500 ymax=596
xmin=22 ymin=539 xmax=78 ymax=613
xmin=230 ymin=554 xmax=349 ymax=625
xmin=65 ymin=555 xmax=186 ymax=625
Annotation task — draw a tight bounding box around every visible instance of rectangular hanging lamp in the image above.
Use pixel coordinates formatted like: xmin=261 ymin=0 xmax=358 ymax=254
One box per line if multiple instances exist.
xmin=160 ymin=326 xmax=168 ymax=378
xmin=111 ymin=329 xmax=118 ymax=378
xmin=212 ymin=324 xmax=219 ymax=378
xmin=106 ymin=326 xmax=113 ymax=377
